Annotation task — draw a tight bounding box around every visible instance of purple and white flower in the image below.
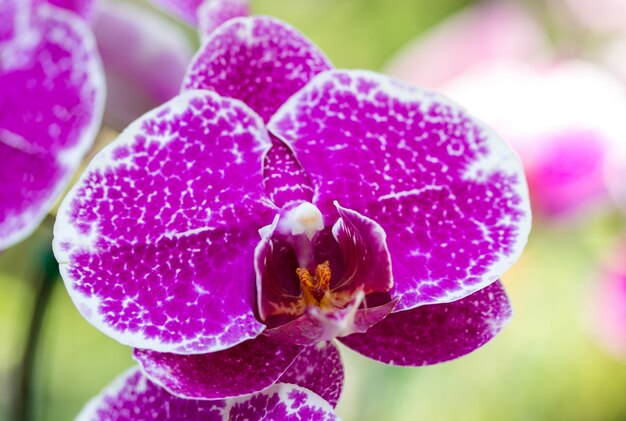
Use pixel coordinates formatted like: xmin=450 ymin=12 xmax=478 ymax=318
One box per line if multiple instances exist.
xmin=0 ymin=0 xmax=104 ymax=250
xmin=54 ymin=15 xmax=530 ymax=418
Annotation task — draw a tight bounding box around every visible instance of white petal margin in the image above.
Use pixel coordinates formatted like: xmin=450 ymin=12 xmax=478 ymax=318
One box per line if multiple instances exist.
xmin=0 ymin=4 xmax=104 ymax=250
xmin=76 ymin=367 xmax=340 ymax=421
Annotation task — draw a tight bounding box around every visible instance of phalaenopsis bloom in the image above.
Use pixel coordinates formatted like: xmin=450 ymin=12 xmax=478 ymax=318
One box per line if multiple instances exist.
xmin=54 ymin=12 xmax=531 ymax=420
xmin=0 ymin=0 xmax=103 ymax=250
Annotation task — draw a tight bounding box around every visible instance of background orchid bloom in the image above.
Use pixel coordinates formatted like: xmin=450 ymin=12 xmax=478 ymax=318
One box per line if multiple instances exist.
xmin=0 ymin=0 xmax=104 ymax=251
xmin=54 ymin=16 xmax=530 ymax=418
xmin=585 ymin=237 xmax=626 ymax=361
xmin=385 ymin=0 xmax=548 ymax=90
xmin=562 ymin=0 xmax=626 ymax=32
xmin=93 ymin=0 xmax=194 ymax=131
xmin=441 ymin=61 xmax=626 ymax=219
xmin=149 ymin=0 xmax=249 ymax=38
xmin=588 ymin=260 xmax=626 ymax=361
xmin=385 ymin=1 xmax=626 ymax=221
xmin=599 ymin=37 xmax=626 ymax=213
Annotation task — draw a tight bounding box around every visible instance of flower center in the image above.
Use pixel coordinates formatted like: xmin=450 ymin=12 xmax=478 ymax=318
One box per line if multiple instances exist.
xmin=296 ymin=260 xmax=332 ymax=306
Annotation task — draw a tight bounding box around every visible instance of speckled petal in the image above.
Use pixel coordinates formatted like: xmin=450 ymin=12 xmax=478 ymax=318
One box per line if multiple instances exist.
xmin=94 ymin=0 xmax=194 ymax=130
xmin=0 ymin=0 xmax=32 ymax=43
xmin=269 ymin=70 xmax=531 ymax=311
xmin=198 ymin=0 xmax=249 ymax=39
xmin=183 ymin=16 xmax=332 ymax=122
xmin=339 ymin=281 xmax=512 ymax=366
xmin=263 ymin=137 xmax=314 ymax=208
xmin=0 ymin=4 xmax=104 ymax=250
xmin=228 ymin=383 xmax=339 ymax=421
xmin=133 ymin=335 xmax=303 ymax=399
xmin=54 ymin=90 xmax=276 ymax=354
xmin=278 ymin=341 xmax=344 ymax=408
xmin=149 ymin=0 xmax=203 ymax=25
xmin=77 ymin=368 xmax=339 ymax=420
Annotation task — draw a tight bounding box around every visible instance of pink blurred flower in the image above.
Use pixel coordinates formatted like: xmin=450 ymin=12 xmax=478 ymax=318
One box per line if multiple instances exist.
xmin=442 ymin=61 xmax=626 ymax=219
xmin=386 ymin=1 xmax=626 ymax=220
xmin=599 ymin=37 xmax=626 ymax=212
xmin=564 ymin=0 xmax=626 ymax=32
xmin=385 ymin=1 xmax=548 ymax=89
xmin=149 ymin=0 xmax=249 ymax=39
xmin=93 ymin=0 xmax=194 ymax=131
xmin=588 ymin=255 xmax=626 ymax=360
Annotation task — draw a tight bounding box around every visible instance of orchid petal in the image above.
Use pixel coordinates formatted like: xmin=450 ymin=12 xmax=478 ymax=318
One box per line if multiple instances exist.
xmin=198 ymin=0 xmax=249 ymax=40
xmin=183 ymin=16 xmax=332 ymax=121
xmin=263 ymin=138 xmax=314 ymax=208
xmin=133 ymin=335 xmax=302 ymax=400
xmin=254 ymin=214 xmax=304 ymax=323
xmin=351 ymin=297 xmax=398 ymax=333
xmin=0 ymin=3 xmax=104 ymax=250
xmin=54 ymin=90 xmax=276 ymax=354
xmin=269 ymin=70 xmax=531 ymax=311
xmin=94 ymin=0 xmax=194 ymax=130
xmin=339 ymin=281 xmax=511 ymax=366
xmin=332 ymin=203 xmax=393 ymax=295
xmin=149 ymin=0 xmax=203 ymax=25
xmin=278 ymin=341 xmax=344 ymax=408
xmin=77 ymin=368 xmax=339 ymax=420
xmin=228 ymin=383 xmax=339 ymax=420
xmin=0 ymin=0 xmax=33 ymax=43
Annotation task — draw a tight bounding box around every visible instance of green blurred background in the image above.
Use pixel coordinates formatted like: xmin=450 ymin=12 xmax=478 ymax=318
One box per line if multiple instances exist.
xmin=3 ymin=0 xmax=626 ymax=420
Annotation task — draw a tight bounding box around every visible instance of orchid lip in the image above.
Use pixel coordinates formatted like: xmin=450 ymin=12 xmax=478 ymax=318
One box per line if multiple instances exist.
xmin=255 ymin=203 xmax=395 ymax=332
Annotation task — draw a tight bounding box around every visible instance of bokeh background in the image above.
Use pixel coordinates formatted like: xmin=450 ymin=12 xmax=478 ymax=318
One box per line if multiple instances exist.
xmin=2 ymin=0 xmax=626 ymax=419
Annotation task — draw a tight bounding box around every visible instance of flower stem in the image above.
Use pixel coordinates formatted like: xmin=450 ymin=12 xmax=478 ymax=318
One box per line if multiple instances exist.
xmin=12 ymin=247 xmax=58 ymax=421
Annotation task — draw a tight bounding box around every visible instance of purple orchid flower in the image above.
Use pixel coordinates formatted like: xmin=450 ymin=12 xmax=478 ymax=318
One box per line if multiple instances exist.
xmin=54 ymin=15 xmax=530 ymax=418
xmin=0 ymin=0 xmax=104 ymax=250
